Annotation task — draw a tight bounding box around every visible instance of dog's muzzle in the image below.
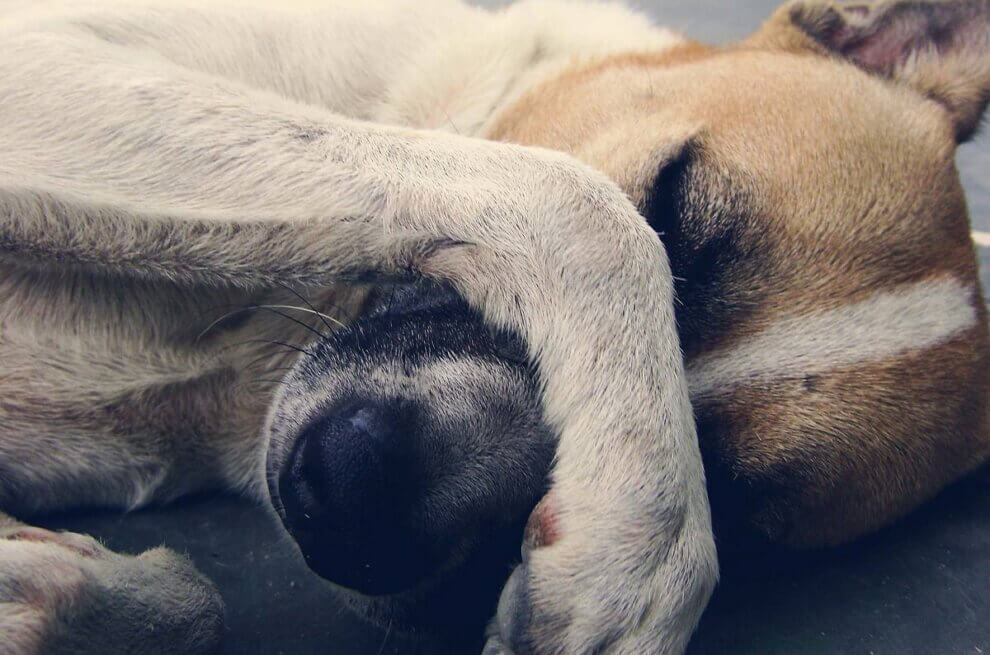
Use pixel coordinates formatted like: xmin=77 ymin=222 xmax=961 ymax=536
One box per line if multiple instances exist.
xmin=264 ymin=281 xmax=558 ymax=642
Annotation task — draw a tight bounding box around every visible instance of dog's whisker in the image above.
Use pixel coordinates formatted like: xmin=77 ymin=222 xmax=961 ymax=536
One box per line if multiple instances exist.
xmin=256 ymin=306 xmax=328 ymax=339
xmin=217 ymin=338 xmax=316 ymax=358
xmin=259 ymin=305 xmax=344 ymax=328
xmin=197 ymin=307 xmax=260 ymax=342
xmin=275 ymin=282 xmax=338 ymax=334
xmin=197 ymin=304 xmax=342 ymax=342
xmin=375 ymin=617 xmax=394 ymax=655
xmin=258 ymin=340 xmax=314 ymax=357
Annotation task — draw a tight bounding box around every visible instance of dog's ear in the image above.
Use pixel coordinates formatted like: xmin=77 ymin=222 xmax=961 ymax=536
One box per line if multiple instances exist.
xmin=758 ymin=0 xmax=990 ymax=142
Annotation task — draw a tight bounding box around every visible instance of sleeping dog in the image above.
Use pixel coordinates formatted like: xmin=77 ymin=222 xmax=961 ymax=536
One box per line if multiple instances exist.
xmin=1 ymin=0 xmax=989 ymax=653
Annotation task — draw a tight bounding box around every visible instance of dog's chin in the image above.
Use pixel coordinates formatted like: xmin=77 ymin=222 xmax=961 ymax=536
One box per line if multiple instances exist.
xmin=326 ymin=525 xmax=525 ymax=648
xmin=266 ymin=482 xmax=525 ymax=647
xmin=334 ymin=586 xmax=489 ymax=648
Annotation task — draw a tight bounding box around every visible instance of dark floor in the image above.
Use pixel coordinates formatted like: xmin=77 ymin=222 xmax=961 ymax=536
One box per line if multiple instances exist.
xmin=38 ymin=466 xmax=990 ymax=655
xmin=35 ymin=1 xmax=990 ymax=654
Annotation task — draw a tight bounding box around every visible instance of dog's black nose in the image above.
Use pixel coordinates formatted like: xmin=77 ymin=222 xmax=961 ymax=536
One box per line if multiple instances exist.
xmin=282 ymin=404 xmax=396 ymax=522
xmin=278 ymin=402 xmax=438 ymax=594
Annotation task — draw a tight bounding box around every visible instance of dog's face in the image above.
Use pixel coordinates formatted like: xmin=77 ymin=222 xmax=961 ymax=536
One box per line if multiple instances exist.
xmin=487 ymin=0 xmax=990 ymax=548
xmin=263 ymin=0 xmax=990 ymax=644
xmin=264 ymin=281 xmax=555 ymax=645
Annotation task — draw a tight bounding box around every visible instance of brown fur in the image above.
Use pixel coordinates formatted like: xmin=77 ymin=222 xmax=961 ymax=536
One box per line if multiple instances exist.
xmin=485 ymin=11 xmax=990 ymax=548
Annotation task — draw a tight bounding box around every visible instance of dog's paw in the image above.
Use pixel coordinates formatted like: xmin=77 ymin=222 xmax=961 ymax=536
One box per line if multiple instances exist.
xmin=0 ymin=525 xmax=224 ymax=655
xmin=484 ymin=492 xmax=717 ymax=655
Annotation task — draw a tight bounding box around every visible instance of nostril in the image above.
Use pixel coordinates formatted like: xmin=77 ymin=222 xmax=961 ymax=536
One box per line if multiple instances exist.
xmin=298 ymin=412 xmax=356 ymax=508
xmin=279 ymin=428 xmax=320 ymax=521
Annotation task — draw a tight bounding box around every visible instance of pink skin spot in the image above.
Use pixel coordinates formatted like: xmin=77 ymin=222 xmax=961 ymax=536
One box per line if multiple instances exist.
xmin=5 ymin=528 xmax=102 ymax=558
xmin=524 ymin=493 xmax=560 ymax=551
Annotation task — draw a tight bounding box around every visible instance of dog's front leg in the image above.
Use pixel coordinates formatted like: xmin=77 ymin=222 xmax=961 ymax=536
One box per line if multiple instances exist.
xmin=330 ymin=135 xmax=721 ymax=652
xmin=0 ymin=30 xmax=717 ymax=653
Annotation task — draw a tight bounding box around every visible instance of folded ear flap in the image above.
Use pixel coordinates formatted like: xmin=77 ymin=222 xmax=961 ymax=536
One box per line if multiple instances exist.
xmin=779 ymin=0 xmax=990 ymax=142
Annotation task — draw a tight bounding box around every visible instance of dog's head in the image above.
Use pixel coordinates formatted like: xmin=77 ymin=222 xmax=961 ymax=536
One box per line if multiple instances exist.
xmin=263 ymin=0 xmax=990 ymax=644
xmin=487 ymin=0 xmax=990 ymax=548
xmin=263 ymin=281 xmax=555 ymax=646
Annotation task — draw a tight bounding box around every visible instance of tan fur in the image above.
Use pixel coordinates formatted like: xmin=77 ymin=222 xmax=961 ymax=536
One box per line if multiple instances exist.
xmin=487 ymin=24 xmax=990 ymax=547
xmin=1 ymin=1 xmax=989 ymax=652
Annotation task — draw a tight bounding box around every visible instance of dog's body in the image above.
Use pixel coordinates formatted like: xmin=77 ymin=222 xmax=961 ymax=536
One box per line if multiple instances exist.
xmin=1 ymin=0 xmax=989 ymax=653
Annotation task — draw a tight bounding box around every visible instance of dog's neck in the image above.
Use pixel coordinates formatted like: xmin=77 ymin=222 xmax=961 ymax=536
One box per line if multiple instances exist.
xmin=370 ymin=0 xmax=687 ymax=138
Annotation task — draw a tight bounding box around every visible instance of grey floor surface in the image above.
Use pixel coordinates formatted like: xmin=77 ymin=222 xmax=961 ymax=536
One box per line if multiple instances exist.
xmin=36 ymin=1 xmax=990 ymax=654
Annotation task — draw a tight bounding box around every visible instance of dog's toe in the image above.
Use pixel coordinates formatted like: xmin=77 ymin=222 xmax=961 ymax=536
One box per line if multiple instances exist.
xmin=488 ymin=483 xmax=718 ymax=655
xmin=0 ymin=525 xmax=224 ymax=655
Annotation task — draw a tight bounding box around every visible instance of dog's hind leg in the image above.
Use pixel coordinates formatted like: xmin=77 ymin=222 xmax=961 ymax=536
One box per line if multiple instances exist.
xmin=0 ymin=333 xmax=237 ymax=652
xmin=0 ymin=511 xmax=224 ymax=655
xmin=0 ymin=278 xmax=363 ymax=517
xmin=0 ymin=286 xmax=299 ymax=654
xmin=0 ymin=350 xmax=256 ymax=517
xmin=0 ymin=277 xmax=360 ymax=653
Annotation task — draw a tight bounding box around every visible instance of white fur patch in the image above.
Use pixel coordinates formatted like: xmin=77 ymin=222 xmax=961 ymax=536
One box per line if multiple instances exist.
xmin=687 ymin=277 xmax=977 ymax=397
xmin=974 ymin=230 xmax=990 ymax=247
